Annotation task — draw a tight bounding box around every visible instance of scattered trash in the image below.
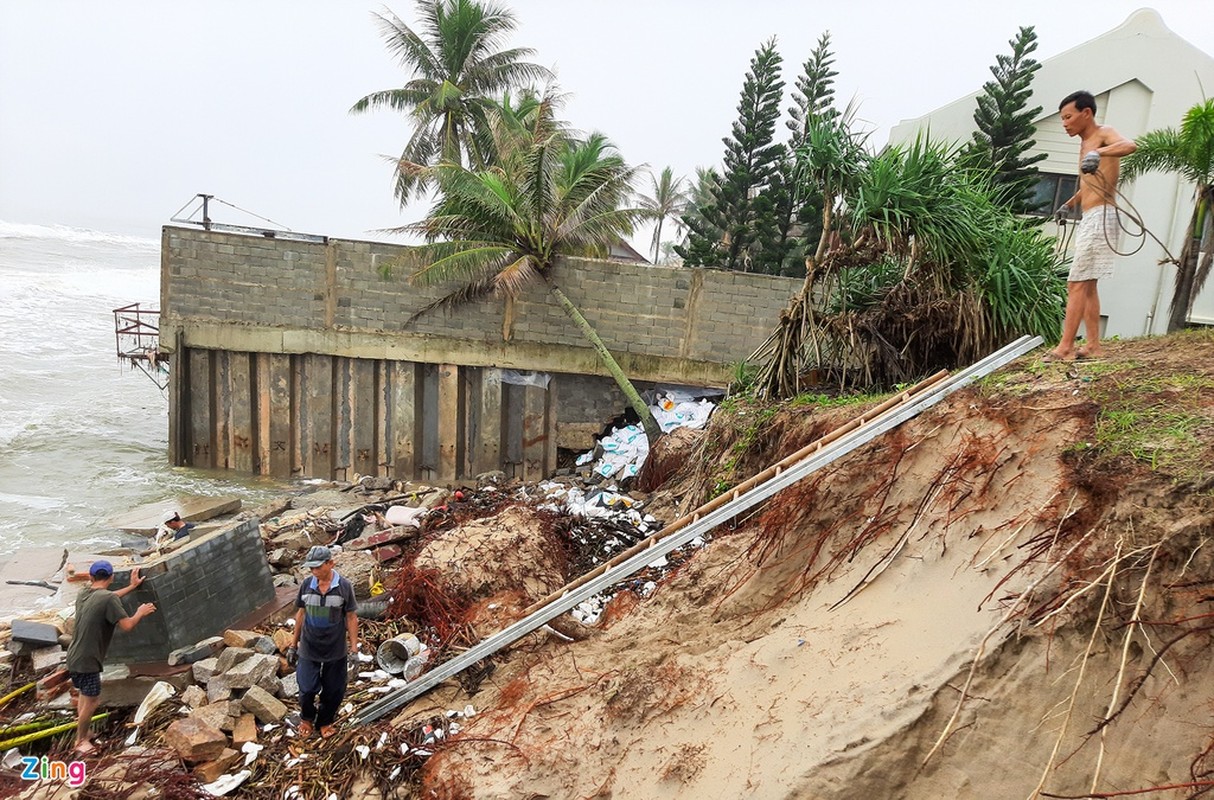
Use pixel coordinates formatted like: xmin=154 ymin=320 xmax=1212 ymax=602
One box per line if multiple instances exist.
xmin=201 ymin=769 xmax=250 ymax=797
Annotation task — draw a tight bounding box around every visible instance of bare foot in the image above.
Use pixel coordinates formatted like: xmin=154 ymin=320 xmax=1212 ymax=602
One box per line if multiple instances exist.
xmin=1043 ymin=349 xmax=1075 ymax=363
xmin=73 ymin=739 xmax=97 ymax=756
xmin=1076 ymin=346 xmax=1103 ymax=359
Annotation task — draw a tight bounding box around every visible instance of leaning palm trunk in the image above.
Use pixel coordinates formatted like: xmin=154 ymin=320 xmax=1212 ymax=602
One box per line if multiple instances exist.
xmin=544 ymin=277 xmax=662 ymax=444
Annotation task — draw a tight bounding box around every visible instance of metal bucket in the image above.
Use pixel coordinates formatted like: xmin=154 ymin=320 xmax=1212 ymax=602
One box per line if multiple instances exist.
xmin=402 ymin=650 xmax=430 ymax=681
xmin=375 ymin=633 xmax=422 ymax=675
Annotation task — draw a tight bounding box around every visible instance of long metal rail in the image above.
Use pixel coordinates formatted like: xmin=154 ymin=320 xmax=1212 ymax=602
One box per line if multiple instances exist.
xmin=351 ymin=335 xmax=1042 ymax=725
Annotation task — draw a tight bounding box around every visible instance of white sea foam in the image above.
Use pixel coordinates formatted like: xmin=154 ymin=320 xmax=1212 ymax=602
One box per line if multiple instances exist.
xmin=0 ymin=219 xmax=158 ymax=249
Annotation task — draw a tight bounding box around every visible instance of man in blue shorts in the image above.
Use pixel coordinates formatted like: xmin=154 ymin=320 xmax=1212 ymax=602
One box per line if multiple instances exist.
xmin=65 ymin=560 xmax=157 ymax=755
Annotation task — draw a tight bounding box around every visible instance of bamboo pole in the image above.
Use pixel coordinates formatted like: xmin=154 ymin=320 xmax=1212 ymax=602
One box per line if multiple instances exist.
xmin=524 ymin=369 xmax=950 ymax=616
xmin=0 ymin=713 xmax=109 ymax=750
xmin=0 ymin=681 xmax=36 ymax=710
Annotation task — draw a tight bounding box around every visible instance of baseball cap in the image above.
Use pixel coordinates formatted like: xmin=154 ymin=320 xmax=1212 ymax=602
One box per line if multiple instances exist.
xmin=89 ymin=560 xmax=114 ymax=579
xmin=302 ymin=545 xmax=332 ymax=568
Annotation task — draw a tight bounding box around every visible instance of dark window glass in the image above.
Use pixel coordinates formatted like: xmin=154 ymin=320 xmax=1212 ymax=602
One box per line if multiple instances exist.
xmin=1028 ymin=173 xmax=1079 ymax=215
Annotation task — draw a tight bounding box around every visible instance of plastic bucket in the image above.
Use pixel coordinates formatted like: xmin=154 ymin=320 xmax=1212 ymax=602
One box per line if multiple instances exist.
xmin=375 ymin=633 xmax=422 ymax=675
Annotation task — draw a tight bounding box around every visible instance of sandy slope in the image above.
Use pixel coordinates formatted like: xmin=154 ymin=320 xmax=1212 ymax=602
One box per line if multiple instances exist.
xmin=404 ymin=338 xmax=1214 ymax=800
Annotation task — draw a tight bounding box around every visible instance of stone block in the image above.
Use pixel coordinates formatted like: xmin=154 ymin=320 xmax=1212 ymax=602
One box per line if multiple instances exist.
xmin=231 ymin=713 xmax=258 ymax=745
xmin=164 ymin=717 xmax=228 ymax=763
xmin=272 ymin=629 xmax=293 ymax=654
xmin=193 ymin=747 xmax=241 ymax=783
xmin=241 ymin=685 xmax=287 ymax=723
xmin=224 ymin=653 xmax=279 ymax=690
xmin=191 ymin=702 xmax=234 ymax=733
xmin=31 ymin=645 xmax=65 ymax=672
xmin=168 ymin=635 xmax=225 ymax=666
xmin=11 ymin=619 xmax=61 ymax=646
xmin=223 ymin=629 xmax=260 ymax=649
xmin=206 ymin=675 xmax=233 ymax=703
xmin=215 ymin=646 xmax=253 ymax=674
xmin=181 ymin=685 xmax=208 ymax=709
xmin=249 ymin=635 xmax=278 ymax=655
xmin=278 ymin=671 xmax=299 ymax=699
xmin=192 ymin=657 xmax=219 ymax=684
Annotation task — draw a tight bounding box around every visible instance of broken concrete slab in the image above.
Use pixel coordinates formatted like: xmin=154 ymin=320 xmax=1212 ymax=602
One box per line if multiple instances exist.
xmin=108 ymin=495 xmax=243 ymax=535
xmin=345 ymin=526 xmax=420 ymax=551
xmin=30 ymin=645 xmax=65 ymax=672
xmin=11 ymin=618 xmax=62 ymax=646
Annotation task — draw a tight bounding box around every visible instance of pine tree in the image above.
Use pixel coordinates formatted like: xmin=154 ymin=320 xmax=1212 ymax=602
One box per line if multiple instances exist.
xmin=967 ymin=26 xmax=1046 ymax=214
xmin=677 ymin=39 xmax=785 ymax=271
xmin=776 ymin=32 xmax=840 ymax=277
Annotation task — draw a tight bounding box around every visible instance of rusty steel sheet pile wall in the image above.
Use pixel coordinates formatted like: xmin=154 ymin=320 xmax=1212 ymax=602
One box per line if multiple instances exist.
xmin=160 ymin=227 xmax=799 ymax=480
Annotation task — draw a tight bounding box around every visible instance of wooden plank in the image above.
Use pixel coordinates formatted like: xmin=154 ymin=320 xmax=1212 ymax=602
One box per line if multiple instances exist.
xmin=109 ymin=495 xmax=243 ymax=534
xmin=332 ymin=358 xmax=353 ymax=482
xmin=255 ymin=352 xmax=271 ymax=475
xmin=351 ymin=358 xmax=377 ymax=479
xmin=437 ymin=364 xmax=459 ymax=482
xmin=267 ymin=353 xmax=292 ymax=478
xmin=213 ymin=351 xmax=232 ymax=470
xmin=521 ymin=383 xmax=548 ymax=481
xmin=502 ymin=382 xmax=524 ymax=480
xmin=475 ymin=368 xmax=503 ymax=475
xmin=375 ymin=360 xmax=391 ymax=477
xmin=301 ymin=354 xmax=334 ymax=479
xmin=228 ymin=351 xmax=255 ymax=474
xmin=188 ymin=349 xmax=213 ymax=469
xmin=389 ymin=362 xmax=417 ymax=480
xmin=544 ymin=379 xmax=558 ymax=476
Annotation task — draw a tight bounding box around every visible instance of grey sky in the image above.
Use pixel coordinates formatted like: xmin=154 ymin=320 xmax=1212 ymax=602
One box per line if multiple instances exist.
xmin=2 ymin=1 xmax=1212 ymax=246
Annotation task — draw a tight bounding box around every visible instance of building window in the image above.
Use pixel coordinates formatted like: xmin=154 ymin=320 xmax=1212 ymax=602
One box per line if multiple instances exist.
xmin=1028 ymin=173 xmax=1079 ymax=215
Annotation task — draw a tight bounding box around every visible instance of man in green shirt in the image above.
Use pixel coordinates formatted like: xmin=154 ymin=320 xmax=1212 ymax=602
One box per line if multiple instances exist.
xmin=64 ymin=560 xmax=156 ymax=755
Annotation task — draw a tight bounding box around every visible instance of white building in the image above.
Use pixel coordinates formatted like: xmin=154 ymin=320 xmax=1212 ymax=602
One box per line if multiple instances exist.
xmin=889 ymin=9 xmax=1214 ymax=336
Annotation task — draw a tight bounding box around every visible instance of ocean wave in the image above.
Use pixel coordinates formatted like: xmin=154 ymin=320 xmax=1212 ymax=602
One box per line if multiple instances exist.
xmin=0 ymin=219 xmax=158 ymax=249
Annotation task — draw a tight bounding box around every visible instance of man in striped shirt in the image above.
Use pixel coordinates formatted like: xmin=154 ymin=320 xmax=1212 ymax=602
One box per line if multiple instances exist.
xmin=286 ymin=546 xmax=359 ymax=738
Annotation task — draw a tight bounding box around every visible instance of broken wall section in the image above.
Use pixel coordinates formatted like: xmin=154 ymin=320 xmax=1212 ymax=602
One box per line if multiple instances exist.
xmin=105 ymin=519 xmax=275 ymax=664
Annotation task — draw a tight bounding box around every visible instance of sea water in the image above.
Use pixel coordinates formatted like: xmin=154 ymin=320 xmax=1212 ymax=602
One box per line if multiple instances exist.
xmin=0 ymin=221 xmax=281 ymax=558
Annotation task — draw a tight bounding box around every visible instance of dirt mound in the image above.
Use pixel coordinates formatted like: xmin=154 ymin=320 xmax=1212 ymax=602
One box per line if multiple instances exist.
xmin=407 ymin=332 xmax=1214 ymax=799
xmin=413 ymin=505 xmax=565 ymax=603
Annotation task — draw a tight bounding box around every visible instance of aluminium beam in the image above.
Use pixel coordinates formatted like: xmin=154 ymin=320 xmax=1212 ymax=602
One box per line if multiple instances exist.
xmin=351 ymin=335 xmax=1042 ymax=725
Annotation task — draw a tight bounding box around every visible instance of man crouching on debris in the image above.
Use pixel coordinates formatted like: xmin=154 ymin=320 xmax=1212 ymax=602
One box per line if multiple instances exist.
xmin=287 ymin=545 xmax=359 ymax=738
xmin=65 ymin=561 xmax=157 ymax=755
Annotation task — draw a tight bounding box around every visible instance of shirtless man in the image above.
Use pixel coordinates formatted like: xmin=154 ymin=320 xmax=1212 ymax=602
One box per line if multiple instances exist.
xmin=1048 ymin=90 xmax=1137 ymax=361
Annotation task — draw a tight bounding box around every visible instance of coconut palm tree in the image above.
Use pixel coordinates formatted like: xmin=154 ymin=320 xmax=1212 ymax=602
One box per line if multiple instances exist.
xmin=350 ymin=0 xmax=553 ymax=204
xmin=637 ymin=167 xmax=689 ymax=263
xmin=1122 ymin=98 xmax=1214 ymax=332
xmin=395 ymin=98 xmax=662 ymax=442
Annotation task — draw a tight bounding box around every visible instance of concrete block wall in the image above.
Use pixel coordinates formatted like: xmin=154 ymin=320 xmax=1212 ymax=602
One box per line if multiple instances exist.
xmin=105 ymin=519 xmax=275 ymax=664
xmin=161 ymin=227 xmax=799 ymax=372
xmin=161 ymin=226 xmax=801 ymax=480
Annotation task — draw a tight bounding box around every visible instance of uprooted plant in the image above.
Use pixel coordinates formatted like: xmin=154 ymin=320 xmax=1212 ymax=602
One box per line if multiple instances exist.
xmin=751 ymin=114 xmax=1066 ymax=398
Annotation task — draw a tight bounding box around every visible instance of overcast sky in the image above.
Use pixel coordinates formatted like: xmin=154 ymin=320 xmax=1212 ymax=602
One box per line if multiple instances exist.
xmin=2 ymin=1 xmax=1212 ymax=247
